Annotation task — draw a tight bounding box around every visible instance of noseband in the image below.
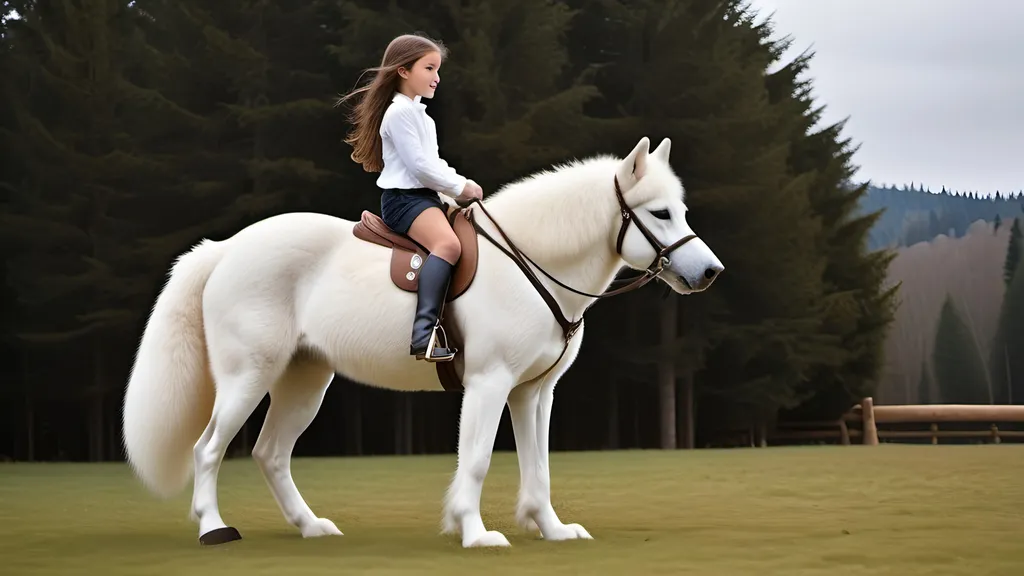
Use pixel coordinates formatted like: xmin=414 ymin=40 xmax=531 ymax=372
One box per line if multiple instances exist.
xmin=463 ymin=174 xmax=700 ymax=343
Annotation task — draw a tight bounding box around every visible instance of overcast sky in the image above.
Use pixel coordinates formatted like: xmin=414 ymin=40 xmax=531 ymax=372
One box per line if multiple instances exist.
xmin=747 ymin=0 xmax=1023 ymax=196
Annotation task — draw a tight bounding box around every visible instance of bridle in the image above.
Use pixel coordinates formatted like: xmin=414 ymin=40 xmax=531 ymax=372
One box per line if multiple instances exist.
xmin=460 ymin=174 xmax=700 ymax=347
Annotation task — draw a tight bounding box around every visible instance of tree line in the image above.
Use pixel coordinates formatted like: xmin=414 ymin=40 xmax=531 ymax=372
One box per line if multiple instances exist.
xmin=0 ymin=0 xmax=896 ymax=461
xmin=859 ymin=183 xmax=1024 ymax=249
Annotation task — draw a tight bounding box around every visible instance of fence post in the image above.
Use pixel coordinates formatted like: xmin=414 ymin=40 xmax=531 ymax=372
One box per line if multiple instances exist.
xmin=839 ymin=419 xmax=850 ymax=445
xmin=862 ymin=397 xmax=878 ymax=446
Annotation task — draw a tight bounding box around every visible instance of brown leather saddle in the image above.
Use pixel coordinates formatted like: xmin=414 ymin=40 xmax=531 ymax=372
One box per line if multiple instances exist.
xmin=352 ymin=206 xmax=478 ymax=300
xmin=351 ymin=206 xmax=479 ymax=391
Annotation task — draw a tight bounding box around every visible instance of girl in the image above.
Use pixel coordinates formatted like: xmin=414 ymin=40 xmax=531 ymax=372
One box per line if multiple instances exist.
xmin=339 ymin=33 xmax=483 ymax=363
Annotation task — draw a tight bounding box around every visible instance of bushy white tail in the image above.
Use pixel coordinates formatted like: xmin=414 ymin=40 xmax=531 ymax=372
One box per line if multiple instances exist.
xmin=122 ymin=238 xmax=227 ymax=498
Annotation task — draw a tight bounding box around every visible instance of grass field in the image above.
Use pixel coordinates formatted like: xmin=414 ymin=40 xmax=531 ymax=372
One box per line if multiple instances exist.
xmin=1 ymin=445 xmax=1022 ymax=575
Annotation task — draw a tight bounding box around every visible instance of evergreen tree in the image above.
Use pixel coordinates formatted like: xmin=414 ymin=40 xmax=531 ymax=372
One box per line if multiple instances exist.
xmin=917 ymin=358 xmax=932 ymax=404
xmin=571 ymin=0 xmax=834 ymax=433
xmin=0 ymin=0 xmax=196 ymax=344
xmin=990 ymin=255 xmax=1024 ymax=404
xmin=1004 ymin=218 xmax=1021 ymax=287
xmin=932 ymin=295 xmax=990 ymax=404
xmin=0 ymin=0 xmax=213 ymax=459
xmin=768 ymin=44 xmax=898 ymax=421
xmin=136 ymin=0 xmax=351 ymax=230
xmin=990 ymin=217 xmax=1021 ymax=404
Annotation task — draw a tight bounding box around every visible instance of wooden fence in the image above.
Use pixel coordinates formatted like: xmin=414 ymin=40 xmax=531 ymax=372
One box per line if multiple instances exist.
xmin=771 ymin=397 xmax=1024 ymax=446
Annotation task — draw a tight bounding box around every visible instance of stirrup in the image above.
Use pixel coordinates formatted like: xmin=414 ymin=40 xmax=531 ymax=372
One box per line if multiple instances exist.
xmin=415 ymin=321 xmax=457 ymax=362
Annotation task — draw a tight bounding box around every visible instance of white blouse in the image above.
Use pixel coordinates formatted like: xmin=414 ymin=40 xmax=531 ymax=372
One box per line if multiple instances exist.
xmin=376 ymin=92 xmax=467 ymax=198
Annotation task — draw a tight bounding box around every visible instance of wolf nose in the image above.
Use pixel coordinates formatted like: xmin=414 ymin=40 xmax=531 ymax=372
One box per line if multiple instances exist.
xmin=697 ymin=263 xmax=723 ymax=290
xmin=705 ymin=262 xmax=723 ymax=279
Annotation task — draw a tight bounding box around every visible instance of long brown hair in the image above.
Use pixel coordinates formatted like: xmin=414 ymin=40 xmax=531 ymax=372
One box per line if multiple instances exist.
xmin=336 ymin=33 xmax=448 ymax=173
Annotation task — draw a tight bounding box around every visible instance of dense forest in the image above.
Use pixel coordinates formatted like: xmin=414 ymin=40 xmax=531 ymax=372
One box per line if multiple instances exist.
xmin=1 ymin=0 xmax=898 ymax=461
xmin=858 ymin=183 xmax=1024 ymax=250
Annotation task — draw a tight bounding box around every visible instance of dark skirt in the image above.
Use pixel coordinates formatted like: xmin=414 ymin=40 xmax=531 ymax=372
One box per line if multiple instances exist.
xmin=380 ymin=187 xmax=445 ymax=235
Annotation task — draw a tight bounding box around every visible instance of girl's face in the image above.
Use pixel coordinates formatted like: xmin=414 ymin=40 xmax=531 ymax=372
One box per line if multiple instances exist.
xmin=398 ymin=51 xmax=442 ymax=99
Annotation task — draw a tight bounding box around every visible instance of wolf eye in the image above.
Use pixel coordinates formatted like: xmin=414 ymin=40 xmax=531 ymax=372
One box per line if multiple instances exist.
xmin=650 ymin=209 xmax=671 ymax=220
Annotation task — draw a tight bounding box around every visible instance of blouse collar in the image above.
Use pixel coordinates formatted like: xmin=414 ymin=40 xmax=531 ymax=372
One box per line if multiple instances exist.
xmin=392 ymin=92 xmax=425 ymax=109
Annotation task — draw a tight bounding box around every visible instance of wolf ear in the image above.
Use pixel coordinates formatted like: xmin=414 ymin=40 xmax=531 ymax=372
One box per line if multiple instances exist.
xmin=651 ymin=138 xmax=671 ymax=163
xmin=619 ymin=136 xmax=651 ymax=184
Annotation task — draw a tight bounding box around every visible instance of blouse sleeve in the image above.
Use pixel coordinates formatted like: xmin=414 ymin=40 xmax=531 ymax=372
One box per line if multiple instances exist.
xmin=383 ymin=105 xmax=467 ymax=197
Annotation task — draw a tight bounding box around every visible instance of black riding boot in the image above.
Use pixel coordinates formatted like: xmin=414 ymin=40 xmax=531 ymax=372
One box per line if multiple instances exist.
xmin=410 ymin=254 xmax=457 ymax=362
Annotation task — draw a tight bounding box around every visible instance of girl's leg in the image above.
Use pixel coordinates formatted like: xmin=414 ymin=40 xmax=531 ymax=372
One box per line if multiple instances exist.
xmin=406 ymin=206 xmax=461 ymax=264
xmin=404 ymin=207 xmax=461 ymax=361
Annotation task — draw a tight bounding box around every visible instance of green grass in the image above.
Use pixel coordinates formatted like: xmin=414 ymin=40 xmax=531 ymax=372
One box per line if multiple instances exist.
xmin=1 ymin=445 xmax=1022 ymax=575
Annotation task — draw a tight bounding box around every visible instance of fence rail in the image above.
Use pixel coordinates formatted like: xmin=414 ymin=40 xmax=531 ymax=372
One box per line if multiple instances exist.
xmin=772 ymin=397 xmax=1024 ymax=446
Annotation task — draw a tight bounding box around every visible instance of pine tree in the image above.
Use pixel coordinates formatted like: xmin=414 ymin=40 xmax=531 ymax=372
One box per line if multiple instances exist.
xmin=131 ymin=0 xmax=352 ymax=243
xmin=765 ymin=42 xmax=898 ymax=421
xmin=0 ymin=0 xmax=198 ymax=343
xmin=0 ymin=0 xmax=214 ymax=460
xmin=568 ymin=0 xmax=833 ymax=435
xmin=917 ymin=358 xmax=932 ymax=404
xmin=990 ymin=255 xmax=1024 ymax=404
xmin=932 ymin=295 xmax=990 ymax=404
xmin=1004 ymin=218 xmax=1021 ymax=287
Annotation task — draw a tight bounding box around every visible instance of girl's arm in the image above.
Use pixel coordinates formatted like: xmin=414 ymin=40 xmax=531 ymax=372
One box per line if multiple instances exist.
xmin=385 ymin=105 xmax=467 ymax=198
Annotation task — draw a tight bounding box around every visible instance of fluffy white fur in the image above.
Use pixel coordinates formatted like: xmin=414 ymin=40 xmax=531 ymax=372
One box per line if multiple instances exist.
xmin=121 ymin=137 xmax=724 ymax=548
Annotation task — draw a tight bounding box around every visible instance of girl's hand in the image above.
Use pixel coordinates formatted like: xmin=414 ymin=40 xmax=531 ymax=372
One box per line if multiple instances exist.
xmin=459 ymin=180 xmax=483 ymax=203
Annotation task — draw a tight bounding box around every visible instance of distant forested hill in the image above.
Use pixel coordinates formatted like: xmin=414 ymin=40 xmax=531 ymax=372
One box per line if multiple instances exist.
xmin=877 ymin=220 xmax=1011 ymax=405
xmin=858 ymin=184 xmax=1024 ymax=250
